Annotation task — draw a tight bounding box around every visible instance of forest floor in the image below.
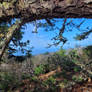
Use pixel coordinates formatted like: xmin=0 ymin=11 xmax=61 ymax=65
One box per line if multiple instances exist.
xmin=13 ymin=74 xmax=92 ymax=92
xmin=1 ymin=47 xmax=92 ymax=92
xmin=13 ymin=65 xmax=92 ymax=92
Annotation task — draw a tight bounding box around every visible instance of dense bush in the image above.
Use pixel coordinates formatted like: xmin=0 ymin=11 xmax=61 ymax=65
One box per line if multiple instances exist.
xmin=0 ymin=46 xmax=92 ymax=92
xmin=0 ymin=72 xmax=20 ymax=91
xmin=42 ymin=76 xmax=57 ymax=92
xmin=34 ymin=64 xmax=45 ymax=75
xmin=56 ymin=48 xmax=66 ymax=57
xmin=68 ymin=49 xmax=79 ymax=60
xmin=83 ymin=46 xmax=92 ymax=60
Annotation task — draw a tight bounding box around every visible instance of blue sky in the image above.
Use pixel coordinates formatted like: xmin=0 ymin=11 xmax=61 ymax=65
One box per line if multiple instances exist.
xmin=19 ymin=18 xmax=92 ymax=55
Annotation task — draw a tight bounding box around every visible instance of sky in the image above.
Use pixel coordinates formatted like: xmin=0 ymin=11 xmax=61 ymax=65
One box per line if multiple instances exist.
xmin=16 ymin=18 xmax=92 ymax=55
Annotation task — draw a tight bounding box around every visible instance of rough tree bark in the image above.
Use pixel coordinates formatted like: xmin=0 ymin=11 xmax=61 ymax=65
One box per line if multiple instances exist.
xmin=0 ymin=0 xmax=92 ymax=59
xmin=0 ymin=0 xmax=92 ymax=23
xmin=0 ymin=20 xmax=24 ymax=59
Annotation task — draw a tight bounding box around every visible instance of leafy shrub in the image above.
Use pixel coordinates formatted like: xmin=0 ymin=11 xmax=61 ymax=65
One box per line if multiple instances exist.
xmin=72 ymin=75 xmax=83 ymax=82
xmin=47 ymin=76 xmax=56 ymax=85
xmin=43 ymin=76 xmax=56 ymax=86
xmin=42 ymin=76 xmax=56 ymax=91
xmin=31 ymin=76 xmax=38 ymax=82
xmin=63 ymin=79 xmax=68 ymax=84
xmin=68 ymin=49 xmax=79 ymax=60
xmin=47 ymin=53 xmax=63 ymax=71
xmin=74 ymin=66 xmax=81 ymax=72
xmin=61 ymin=69 xmax=67 ymax=78
xmin=83 ymin=46 xmax=92 ymax=59
xmin=56 ymin=48 xmax=66 ymax=57
xmin=61 ymin=61 xmax=76 ymax=71
xmin=0 ymin=72 xmax=20 ymax=91
xmin=22 ymin=73 xmax=31 ymax=79
xmin=34 ymin=64 xmax=45 ymax=75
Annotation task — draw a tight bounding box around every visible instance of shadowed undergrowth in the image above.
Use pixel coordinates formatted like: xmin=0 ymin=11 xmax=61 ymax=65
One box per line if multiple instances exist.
xmin=0 ymin=46 xmax=92 ymax=92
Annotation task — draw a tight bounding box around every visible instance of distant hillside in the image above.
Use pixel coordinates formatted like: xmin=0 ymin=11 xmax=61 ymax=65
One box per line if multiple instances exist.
xmin=31 ymin=52 xmax=54 ymax=68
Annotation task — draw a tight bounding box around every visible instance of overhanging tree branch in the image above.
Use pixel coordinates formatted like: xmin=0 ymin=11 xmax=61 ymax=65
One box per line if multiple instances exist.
xmin=0 ymin=0 xmax=92 ymax=23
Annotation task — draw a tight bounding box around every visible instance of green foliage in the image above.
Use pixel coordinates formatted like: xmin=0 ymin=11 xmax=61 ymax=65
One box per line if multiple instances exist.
xmin=68 ymin=49 xmax=79 ymax=60
xmin=31 ymin=76 xmax=38 ymax=82
xmin=61 ymin=69 xmax=67 ymax=78
xmin=63 ymin=79 xmax=68 ymax=84
xmin=34 ymin=64 xmax=45 ymax=75
xmin=72 ymin=75 xmax=77 ymax=81
xmin=47 ymin=76 xmax=56 ymax=84
xmin=72 ymin=75 xmax=83 ymax=82
xmin=47 ymin=53 xmax=64 ymax=71
xmin=22 ymin=73 xmax=31 ymax=80
xmin=74 ymin=66 xmax=81 ymax=72
xmin=42 ymin=76 xmax=56 ymax=91
xmin=43 ymin=76 xmax=56 ymax=86
xmin=0 ymin=72 xmax=20 ymax=90
xmin=83 ymin=46 xmax=92 ymax=58
xmin=56 ymin=48 xmax=66 ymax=56
xmin=61 ymin=61 xmax=75 ymax=72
